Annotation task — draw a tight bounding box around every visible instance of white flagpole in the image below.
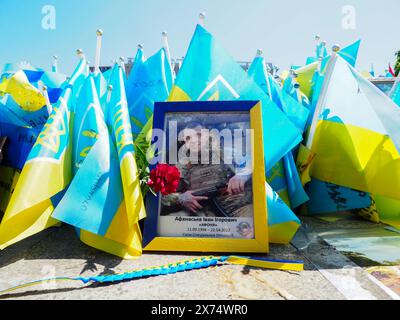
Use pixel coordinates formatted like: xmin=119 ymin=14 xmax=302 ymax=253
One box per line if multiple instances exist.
xmin=42 ymin=85 xmax=53 ymax=115
xmin=321 ymin=40 xmax=327 ymax=57
xmin=52 ymin=55 xmax=58 ymax=73
xmin=76 ymin=48 xmax=85 ymax=60
xmin=315 ymin=35 xmax=321 ymax=57
xmin=162 ymin=31 xmax=172 ymax=67
xmin=199 ymin=12 xmax=206 ymax=26
xmin=107 ymin=84 xmax=113 ymax=104
xmin=257 ymin=49 xmax=272 ymax=101
xmin=306 ymin=45 xmax=340 ymax=148
xmin=94 ymin=29 xmax=103 ymax=75
xmin=119 ymin=57 xmax=125 ymax=73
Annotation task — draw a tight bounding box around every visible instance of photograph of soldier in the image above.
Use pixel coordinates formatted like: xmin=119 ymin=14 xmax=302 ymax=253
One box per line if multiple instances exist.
xmin=160 ymin=112 xmax=254 ymax=220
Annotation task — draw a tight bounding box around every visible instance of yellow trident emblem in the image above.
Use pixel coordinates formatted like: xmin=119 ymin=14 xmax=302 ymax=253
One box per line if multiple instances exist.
xmin=36 ymin=103 xmax=67 ymax=153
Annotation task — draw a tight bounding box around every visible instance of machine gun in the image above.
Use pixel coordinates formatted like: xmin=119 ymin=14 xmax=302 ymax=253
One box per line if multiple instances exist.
xmin=191 ymin=182 xmax=228 ymax=198
xmin=191 ymin=173 xmax=252 ymax=218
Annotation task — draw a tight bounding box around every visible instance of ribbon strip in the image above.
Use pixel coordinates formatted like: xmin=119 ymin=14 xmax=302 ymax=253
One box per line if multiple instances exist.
xmin=0 ymin=255 xmax=303 ymax=295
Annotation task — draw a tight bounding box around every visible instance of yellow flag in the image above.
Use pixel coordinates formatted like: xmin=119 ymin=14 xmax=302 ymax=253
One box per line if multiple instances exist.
xmin=0 ymin=71 xmax=46 ymax=112
xmin=295 ymin=62 xmax=318 ymax=98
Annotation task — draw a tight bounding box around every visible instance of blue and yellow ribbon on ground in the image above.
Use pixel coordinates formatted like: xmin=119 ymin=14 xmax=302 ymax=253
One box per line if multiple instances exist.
xmin=0 ymin=255 xmax=303 ymax=296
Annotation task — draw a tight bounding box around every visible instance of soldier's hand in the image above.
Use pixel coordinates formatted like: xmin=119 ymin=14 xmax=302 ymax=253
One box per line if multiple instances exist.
xmin=227 ymin=175 xmax=246 ymax=195
xmin=178 ymin=191 xmax=208 ymax=213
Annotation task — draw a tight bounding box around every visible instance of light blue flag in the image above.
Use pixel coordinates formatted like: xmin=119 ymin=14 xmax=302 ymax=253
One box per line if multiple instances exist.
xmin=248 ymin=56 xmax=309 ymax=132
xmin=125 ymin=47 xmax=173 ymax=138
xmin=321 ymin=40 xmax=361 ymax=71
xmin=338 ymin=39 xmax=361 ymax=67
xmin=52 ymin=131 xmax=123 ymax=235
xmin=0 ymin=93 xmax=48 ymax=129
xmin=94 ymin=71 xmax=108 ymax=114
xmin=248 ymin=55 xmax=309 ymax=209
xmin=282 ymin=74 xmax=293 ymax=95
xmin=306 ymin=178 xmax=371 ymax=215
xmin=170 ymin=25 xmax=302 ymax=171
xmin=72 ymin=76 xmax=106 ymax=172
xmin=316 ymin=43 xmax=328 ymax=59
xmin=391 ymin=80 xmax=400 ymax=107
xmin=306 ymin=57 xmax=318 ymax=65
xmin=266 ymin=182 xmax=301 ymax=226
xmin=282 ymin=152 xmax=309 ymax=209
xmin=51 ymin=75 xmax=123 ymax=235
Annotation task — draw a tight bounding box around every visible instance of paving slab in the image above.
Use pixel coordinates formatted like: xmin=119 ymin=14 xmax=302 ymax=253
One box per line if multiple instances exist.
xmin=0 ymin=217 xmax=394 ymax=300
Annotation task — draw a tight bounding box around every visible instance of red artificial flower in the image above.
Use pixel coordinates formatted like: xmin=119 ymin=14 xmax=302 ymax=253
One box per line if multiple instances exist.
xmin=147 ymin=164 xmax=180 ymax=195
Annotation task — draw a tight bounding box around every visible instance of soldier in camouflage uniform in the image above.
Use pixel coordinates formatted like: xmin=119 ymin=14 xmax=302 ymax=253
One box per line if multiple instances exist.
xmin=161 ymin=122 xmax=253 ymax=218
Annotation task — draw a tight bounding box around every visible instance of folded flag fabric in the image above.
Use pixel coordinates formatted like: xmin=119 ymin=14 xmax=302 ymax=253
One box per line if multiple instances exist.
xmin=248 ymin=54 xmax=309 ymax=211
xmin=296 ymin=40 xmax=361 ymax=99
xmin=51 ymin=74 xmax=142 ymax=259
xmin=248 ymin=55 xmax=309 ymax=133
xmin=265 ymin=182 xmax=301 ymax=244
xmin=0 ymin=70 xmax=46 ymax=112
xmin=306 ymin=178 xmax=371 ymax=215
xmin=306 ymin=54 xmax=400 ymax=205
xmin=80 ymin=65 xmax=145 ymax=259
xmin=320 ymin=40 xmax=361 ymax=72
xmin=125 ymin=46 xmax=173 ymax=139
xmin=391 ymin=78 xmax=400 ymax=107
xmin=293 ymin=62 xmax=319 ymax=99
xmin=0 ymin=58 xmax=88 ymax=250
xmin=168 ymin=24 xmax=301 ymax=172
xmin=0 ymin=122 xmax=40 ymax=170
xmin=107 ymin=63 xmax=146 ymax=224
xmin=0 ymin=93 xmax=49 ymax=129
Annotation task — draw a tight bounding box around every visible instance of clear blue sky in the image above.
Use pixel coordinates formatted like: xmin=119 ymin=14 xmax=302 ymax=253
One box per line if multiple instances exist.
xmin=0 ymin=0 xmax=399 ymax=75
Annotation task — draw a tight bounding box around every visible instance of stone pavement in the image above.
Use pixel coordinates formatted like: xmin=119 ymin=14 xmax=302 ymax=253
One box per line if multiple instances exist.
xmin=0 ymin=216 xmax=395 ymax=300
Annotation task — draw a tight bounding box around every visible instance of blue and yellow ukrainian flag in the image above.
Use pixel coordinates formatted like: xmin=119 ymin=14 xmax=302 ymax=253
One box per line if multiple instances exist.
xmin=107 ymin=63 xmax=146 ymax=225
xmin=50 ymin=73 xmax=142 ymax=258
xmin=168 ymin=25 xmax=302 ymax=243
xmin=125 ymin=47 xmax=174 ymax=139
xmin=265 ymin=183 xmax=301 ymax=244
xmin=248 ymin=54 xmax=308 ymax=206
xmin=0 ymin=58 xmax=88 ymax=249
xmin=168 ymin=24 xmax=301 ymax=172
xmin=248 ymin=54 xmax=309 ymax=133
xmin=296 ymin=40 xmax=361 ymax=99
xmin=306 ymin=55 xmax=400 ymax=216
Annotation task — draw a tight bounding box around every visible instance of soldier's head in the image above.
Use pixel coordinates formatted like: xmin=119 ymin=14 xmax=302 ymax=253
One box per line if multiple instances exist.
xmin=182 ymin=121 xmax=207 ymax=152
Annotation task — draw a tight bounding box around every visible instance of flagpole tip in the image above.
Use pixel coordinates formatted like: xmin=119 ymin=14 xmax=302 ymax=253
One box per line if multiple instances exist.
xmin=199 ymin=12 xmax=206 ymax=25
xmin=332 ymin=44 xmax=341 ymax=53
xmin=256 ymin=49 xmax=263 ymax=57
xmin=138 ymin=44 xmax=143 ymax=49
xmin=96 ymin=29 xmax=103 ymax=36
xmin=76 ymin=49 xmax=84 ymax=58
